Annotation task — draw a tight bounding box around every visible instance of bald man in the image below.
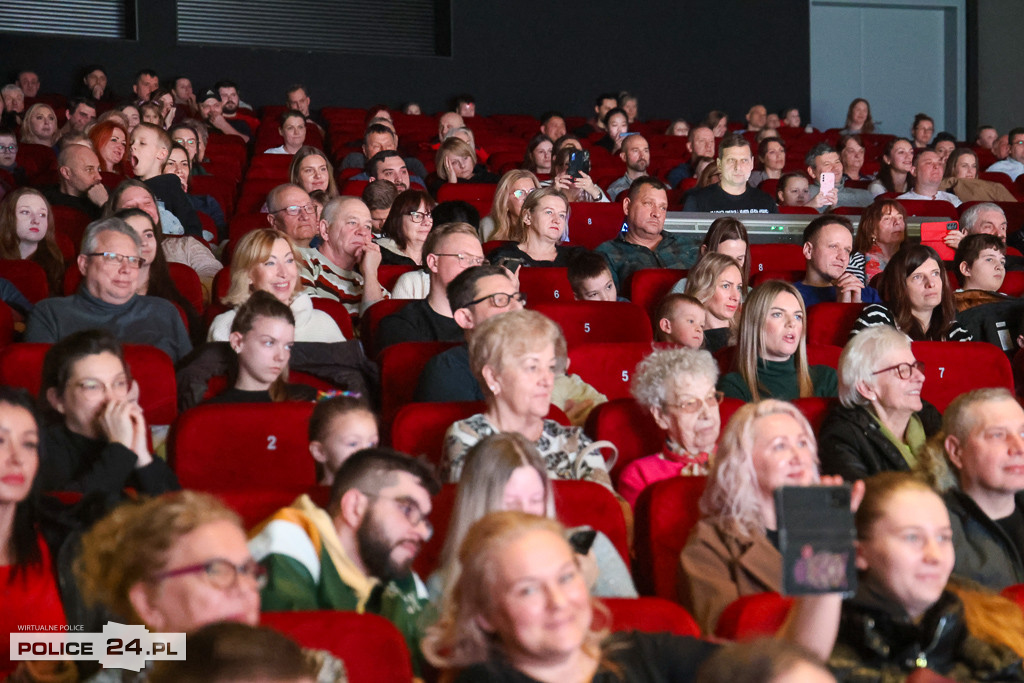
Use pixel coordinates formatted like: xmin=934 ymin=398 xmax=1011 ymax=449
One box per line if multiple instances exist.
xmin=45 ymin=144 xmax=108 ymax=219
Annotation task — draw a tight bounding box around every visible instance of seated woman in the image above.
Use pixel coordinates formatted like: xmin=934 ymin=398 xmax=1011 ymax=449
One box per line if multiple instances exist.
xmin=547 ymin=146 xmax=608 ymax=202
xmin=488 ymin=187 xmax=585 ymax=268
xmin=719 ymin=281 xmax=837 ymax=401
xmin=838 ymin=134 xmax=871 ymax=182
xmin=776 ymin=172 xmax=812 ymax=208
xmin=162 ymin=142 xmax=226 ymax=237
xmin=0 ymin=388 xmax=74 ymax=681
xmin=940 ymin=147 xmax=1017 ymax=203
xmin=38 ymin=329 xmax=179 ymax=498
xmin=430 ymin=137 xmax=498 ymax=196
xmin=704 ymin=109 xmax=729 ymax=137
xmin=748 ymin=137 xmax=786 ymax=187
xmin=673 ymin=216 xmax=751 ymax=292
xmin=653 ymin=293 xmax=706 ymax=348
xmin=209 ymin=229 xmax=344 ymax=342
xmin=205 ymin=290 xmax=316 ymax=404
xmin=851 ymin=244 xmax=972 ymax=342
xmin=442 ymin=309 xmax=614 ymax=490
xmin=522 ymin=133 xmax=553 ymax=176
xmin=595 ymin=106 xmax=630 ymax=153
xmin=265 ymin=110 xmax=307 ymax=155
xmin=868 ymin=137 xmax=914 ymax=197
xmin=307 ymin=394 xmax=379 ymax=486
xmin=423 ymin=511 xmax=718 ymax=680
xmin=841 ymin=98 xmax=874 ymax=135
xmin=683 ymin=253 xmax=744 ymax=354
xmin=433 ymin=432 xmax=636 ymax=600
xmin=105 ymin=179 xmax=222 ymax=297
xmin=479 ymin=169 xmax=540 ymax=241
xmin=818 ymin=325 xmax=940 ymax=481
xmin=910 ymin=112 xmax=935 ymax=149
xmin=679 ymin=399 xmax=820 ymax=633
xmin=19 ymin=103 xmax=59 ymax=147
xmin=849 ymin=199 xmax=907 ymax=285
xmin=0 ymin=187 xmax=64 ymax=295
xmin=811 ymin=472 xmax=1024 ymax=680
xmin=119 ymin=103 xmax=141 ymax=133
xmin=621 ymin=347 xmax=722 ymax=507
xmin=76 ymin=490 xmax=347 ymax=682
xmin=88 ymin=119 xmax=130 ymax=176
xmin=289 ymin=146 xmax=339 ymax=199
xmin=377 ymin=188 xmax=436 ymax=266
xmin=666 ymin=118 xmax=690 ymax=136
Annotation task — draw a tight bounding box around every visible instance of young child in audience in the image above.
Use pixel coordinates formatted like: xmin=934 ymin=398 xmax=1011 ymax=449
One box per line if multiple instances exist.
xmin=307 ymin=394 xmax=379 ymax=485
xmin=654 ymin=293 xmax=705 ymax=348
xmin=568 ymin=251 xmax=621 ymax=301
xmin=130 ymin=121 xmax=203 ymax=237
xmin=776 ymin=172 xmax=811 ymax=207
xmin=206 ymin=290 xmax=316 ymax=404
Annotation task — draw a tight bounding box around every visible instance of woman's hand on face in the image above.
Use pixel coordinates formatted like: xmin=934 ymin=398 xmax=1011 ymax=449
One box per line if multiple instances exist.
xmin=98 ymin=399 xmax=136 ymax=450
xmin=943 ymin=229 xmax=964 ymax=250
xmin=444 ymin=156 xmax=457 ymax=184
xmin=127 ymin=401 xmax=153 ymax=467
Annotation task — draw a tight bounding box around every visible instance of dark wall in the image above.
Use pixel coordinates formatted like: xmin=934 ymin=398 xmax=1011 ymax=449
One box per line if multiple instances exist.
xmin=972 ymin=0 xmax=1024 ymax=133
xmin=0 ymin=0 xmax=810 ymax=123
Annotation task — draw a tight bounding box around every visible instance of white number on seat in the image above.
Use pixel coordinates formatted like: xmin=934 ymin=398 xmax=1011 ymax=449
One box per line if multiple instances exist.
xmin=621 ymin=370 xmax=629 ymax=382
xmin=938 ymin=367 xmax=945 ymax=379
xmin=553 ymin=289 xmax=560 ymax=299
xmin=584 ymin=322 xmax=591 ymax=333
xmin=267 ymin=435 xmax=277 ymax=450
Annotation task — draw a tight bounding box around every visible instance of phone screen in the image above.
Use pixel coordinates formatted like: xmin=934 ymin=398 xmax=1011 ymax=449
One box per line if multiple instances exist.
xmin=775 ymin=485 xmax=856 ymax=596
xmin=819 ymin=172 xmax=836 ymax=194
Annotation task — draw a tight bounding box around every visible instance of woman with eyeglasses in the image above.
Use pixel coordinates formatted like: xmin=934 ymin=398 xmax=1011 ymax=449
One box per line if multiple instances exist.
xmin=37 ymin=329 xmax=178 ymax=500
xmin=620 ymin=348 xmax=723 ymax=508
xmin=818 ymin=325 xmax=940 ymax=482
xmin=74 ymin=491 xmax=345 ymax=682
xmin=443 ymin=310 xmax=615 ymax=491
xmin=377 ymin=189 xmax=437 ymax=266
xmin=209 ymin=228 xmax=344 ymax=342
xmin=488 ymin=187 xmax=585 ymax=269
xmin=480 ymin=169 xmax=540 ymax=241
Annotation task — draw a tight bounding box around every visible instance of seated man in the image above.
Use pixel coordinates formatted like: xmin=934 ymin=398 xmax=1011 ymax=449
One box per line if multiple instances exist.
xmin=249 ymin=447 xmax=439 ymax=675
xmin=595 ymin=177 xmax=698 ymax=290
xmin=573 ymin=92 xmax=617 ymax=138
xmin=794 ymin=214 xmax=881 ymax=306
xmin=362 ymin=179 xmax=400 ymax=234
xmin=285 ymin=83 xmax=325 ymax=136
xmin=682 ymin=134 xmax=777 ymax=214
xmin=44 ymin=144 xmax=108 ymax=219
xmin=298 ymin=196 xmax=387 ymax=316
xmin=131 ymin=68 xmax=159 ymax=106
xmin=539 ymin=111 xmax=567 ymax=142
xmin=16 ymin=70 xmax=39 ymax=99
xmin=898 ymin=148 xmax=962 ymax=207
xmin=130 ymin=122 xmax=204 ymax=238
xmin=59 ymin=96 xmax=97 ymax=140
xmin=741 ymin=104 xmax=767 ymax=133
xmin=375 ymin=223 xmax=484 ymax=351
xmin=804 ymin=143 xmax=873 ymax=211
xmin=24 ymin=217 xmax=192 ymax=362
xmin=940 ymin=388 xmax=1024 ymax=589
xmin=266 ymin=183 xmax=319 ymax=248
xmin=0 ymin=85 xmax=24 ymax=128
xmin=666 ymin=124 xmax=716 ymax=188
xmin=199 ymin=88 xmax=249 ymax=142
xmin=606 ymin=133 xmax=651 ymax=201
xmin=215 ymin=79 xmax=260 ymax=137
xmin=987 ymin=127 xmax=1024 ymax=180
xmin=357 ymin=150 xmax=425 ymax=191
xmin=976 ymin=125 xmax=998 ymax=152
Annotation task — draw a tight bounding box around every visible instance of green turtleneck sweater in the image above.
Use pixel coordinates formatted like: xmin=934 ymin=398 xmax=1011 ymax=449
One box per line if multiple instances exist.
xmin=718 ymin=356 xmax=838 ymax=402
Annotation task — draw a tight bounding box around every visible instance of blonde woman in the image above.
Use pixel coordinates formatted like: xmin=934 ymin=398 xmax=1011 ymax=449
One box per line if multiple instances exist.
xmin=19 ymin=103 xmax=59 ymax=147
xmin=480 ymin=169 xmax=540 ymax=241
xmin=683 ymin=252 xmax=744 ymax=353
xmin=718 ymin=280 xmax=837 ymax=401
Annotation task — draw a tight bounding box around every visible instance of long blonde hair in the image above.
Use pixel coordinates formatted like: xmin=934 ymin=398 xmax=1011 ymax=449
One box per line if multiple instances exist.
xmin=683 ymin=252 xmax=743 ymax=340
xmin=222 ymin=229 xmax=301 ymax=307
xmin=734 ymin=280 xmax=812 ymax=401
xmin=489 ymin=170 xmax=540 ymax=241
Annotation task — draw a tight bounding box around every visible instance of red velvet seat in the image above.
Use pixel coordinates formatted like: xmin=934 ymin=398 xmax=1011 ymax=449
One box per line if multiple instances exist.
xmin=1002 ymin=583 xmax=1024 ymax=611
xmin=0 ymin=303 xmax=14 ymax=348
xmin=748 ymin=243 xmax=807 ymax=274
xmin=310 ymin=297 xmax=355 ymax=339
xmin=566 ymin=202 xmax=626 ymax=250
xmin=261 ymin=611 xmax=414 ymax=683
xmin=378 ymin=341 xmax=461 ymax=428
xmin=15 ymin=143 xmax=58 ymax=185
xmin=227 ymin=213 xmax=272 ymax=248
xmin=603 ymin=597 xmax=700 ymax=637
xmin=567 ymin=342 xmax=655 ymax=400
xmin=791 ymin=395 xmax=838 ymax=432
xmin=630 ymin=267 xmax=687 ymax=320
xmin=50 ymin=205 xmax=92 ymax=251
xmin=436 ymin=183 xmax=497 ymax=217
xmin=895 ymin=199 xmax=959 ymax=222
xmin=169 ymin=402 xmax=317 ymax=490
xmin=913 ymin=341 xmax=1013 ymax=411
xmin=246 ymin=153 xmax=295 ymax=181
xmin=714 ymin=592 xmax=795 ymax=640
xmin=0 ymin=259 xmax=50 ymax=302
xmin=517 ymin=266 xmax=573 ymax=304
xmin=189 ymin=175 xmax=237 ymax=217
xmin=633 ymin=476 xmax=708 ymax=599
xmin=377 ymin=264 xmax=417 ymax=292
xmin=0 ymin=343 xmax=177 ymax=423
xmin=778 ymin=205 xmax=819 ymax=215
xmin=806 ymin=302 xmax=865 ymax=346
xmin=531 ymin=301 xmax=653 ymax=348
xmin=359 ymin=298 xmax=412 ymax=358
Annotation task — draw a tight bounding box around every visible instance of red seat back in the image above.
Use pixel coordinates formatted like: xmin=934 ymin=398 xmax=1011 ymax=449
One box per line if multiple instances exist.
xmin=169 ymin=402 xmax=317 ymax=490
xmin=50 ymin=205 xmax=92 ymax=251
xmin=630 ymin=268 xmax=687 ymax=320
xmin=531 ymin=301 xmax=653 ymax=348
xmin=913 ymin=341 xmax=1013 ymax=411
xmin=1001 ymin=583 xmax=1024 ymax=612
xmin=0 ymin=258 xmax=50 ymax=302
xmin=377 ymin=264 xmax=417 ymax=292
xmin=585 ymin=397 xmax=663 ymax=484
xmin=379 ymin=341 xmax=460 ymax=427
xmin=517 ymin=267 xmax=573 ymax=304
xmin=167 ymin=261 xmax=205 ymax=314
xmin=791 ymin=396 xmax=837 ymax=432
xmin=261 ymin=611 xmax=414 ymax=683
xmin=359 ymin=298 xmax=412 ymax=358
xmin=895 ymin=199 xmax=959 ymax=222
xmin=806 ymin=302 xmax=865 ymax=346
xmin=714 ymin=592 xmax=795 ymax=640
xmin=749 ymin=243 xmax=807 ymax=274
xmin=568 ymin=342 xmax=654 ymax=400
xmin=633 ymin=476 xmax=708 ymax=599
xmin=215 ymin=486 xmax=330 ymax=529
xmin=602 ymin=597 xmax=700 ymax=637
xmin=310 ymin=297 xmax=355 ymax=339
xmin=0 ymin=303 xmax=12 ymax=348
xmin=566 ymin=202 xmax=626 ymax=250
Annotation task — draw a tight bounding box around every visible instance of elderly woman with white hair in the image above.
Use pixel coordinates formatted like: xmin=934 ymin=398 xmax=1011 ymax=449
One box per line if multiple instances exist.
xmin=818 ymin=325 xmax=941 ymax=481
xmin=619 ymin=347 xmax=722 ymax=507
xmin=678 ymin=400 xmax=821 ymax=633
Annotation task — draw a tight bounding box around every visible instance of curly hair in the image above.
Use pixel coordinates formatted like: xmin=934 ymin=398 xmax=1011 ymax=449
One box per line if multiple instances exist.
xmin=630 ymin=347 xmax=718 ymax=411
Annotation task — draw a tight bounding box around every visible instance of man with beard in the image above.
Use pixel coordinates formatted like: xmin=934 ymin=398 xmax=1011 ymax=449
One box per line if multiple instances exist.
xmin=606 ymin=133 xmax=651 ymax=201
xmin=250 ymin=448 xmax=438 ymax=675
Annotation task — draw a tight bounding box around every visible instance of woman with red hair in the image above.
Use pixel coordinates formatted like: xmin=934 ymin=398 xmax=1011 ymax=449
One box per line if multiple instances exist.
xmin=88 ymin=119 xmax=130 ymax=175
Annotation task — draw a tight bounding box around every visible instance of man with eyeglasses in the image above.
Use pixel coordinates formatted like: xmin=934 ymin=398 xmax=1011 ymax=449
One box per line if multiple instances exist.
xmin=987 ymin=127 xmax=1024 ymax=181
xmin=250 ymin=447 xmax=439 ymax=676
xmin=0 ymin=129 xmax=26 ymax=186
xmin=376 ymin=222 xmax=484 ymax=352
xmin=266 ymin=183 xmax=319 ymax=248
xmin=298 ymin=196 xmax=388 ymax=317
xmin=24 ymin=217 xmax=192 ymax=362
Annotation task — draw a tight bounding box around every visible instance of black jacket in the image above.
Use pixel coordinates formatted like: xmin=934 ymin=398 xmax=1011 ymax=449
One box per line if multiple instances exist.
xmin=945 ymin=488 xmax=1024 ymax=590
xmin=818 ymin=402 xmax=942 ymax=481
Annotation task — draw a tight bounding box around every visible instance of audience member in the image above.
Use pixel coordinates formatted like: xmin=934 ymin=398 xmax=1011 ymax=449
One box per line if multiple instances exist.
xmin=940 ymin=147 xmax=1018 ymax=203
xmin=25 ymin=217 xmax=192 ymax=361
xmin=568 ymin=251 xmax=620 ymax=302
xmin=849 ymin=199 xmax=907 ymax=284
xmin=910 ymin=112 xmax=935 ymax=148
xmin=361 ymin=178 xmax=400 ymax=234
xmin=667 ymin=123 xmax=716 ymax=187
xmin=431 ymin=137 xmax=498 ymax=195
xmin=654 ymin=293 xmax=706 ymax=347
xmin=573 ymin=92 xmax=618 ymax=138
xmin=976 ymin=125 xmax=999 ymax=152
xmin=548 ymin=146 xmax=608 ymax=202
xmin=697 ymin=639 xmax=836 ymax=683
xmin=19 ymin=103 xmax=59 ymax=147
xmin=163 ymin=142 xmax=226 ymax=237
xmin=775 ymin=172 xmax=810 ymax=208
xmin=742 ymin=104 xmax=768 ymax=133
xmin=683 ymin=134 xmax=777 ymax=213
xmin=88 ymin=119 xmax=130 ymax=176
xmin=933 ymin=131 xmax=957 ymax=165
xmin=837 ymin=134 xmax=871 ymax=181
xmin=307 ymin=394 xmax=379 ymax=486
xmin=265 ymin=183 xmax=319 ymax=248
xmin=841 ymin=97 xmax=874 ymax=134
xmin=682 ymin=253 xmax=744 ymax=353
xmin=264 ymin=110 xmax=307 ymax=156
xmin=987 ymin=126 xmax=1024 ymax=181
xmin=621 ymin=348 xmax=721 ymax=506
xmin=489 ymin=187 xmax=584 ymax=267
xmin=851 ymin=244 xmax=972 ymax=342
xmin=0 ymin=187 xmax=64 ymax=294
xmin=898 ymin=148 xmax=962 ymax=207
xmin=594 ymin=107 xmax=629 ymax=153
xmin=795 ymin=214 xmax=881 ymax=306
xmin=868 ymin=137 xmax=914 ymax=196
xmin=521 ymin=133 xmax=553 ymax=175
xmin=954 ymin=233 xmax=1007 ymax=310
xmin=129 ymin=122 xmax=203 ymax=237
xmin=619 ymin=91 xmax=639 ymax=123
xmin=199 ymin=88 xmax=249 ymax=142
xmin=606 ymin=133 xmax=651 ymax=200
xmin=364 ymin=150 xmax=420 ymax=192
xmin=289 ymin=146 xmax=339 ymax=200
xmin=719 ymin=280 xmax=837 ymax=401
xmin=38 ymin=329 xmax=179 ymax=497
xmin=747 ymin=136 xmax=786 ymax=187
xmin=479 ymin=169 xmax=540 ymax=241
xmin=377 ymin=188 xmax=436 ymax=266
xmin=804 ymin=143 xmax=873 ymax=211
xmin=539 ymin=111 xmax=567 ymax=142
xmin=211 ymin=228 xmax=343 ymax=342
xmin=60 ymin=96 xmax=97 ymax=141
xmin=818 ymin=325 xmax=939 ymax=480
xmin=45 ymin=143 xmax=108 ymax=219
